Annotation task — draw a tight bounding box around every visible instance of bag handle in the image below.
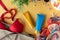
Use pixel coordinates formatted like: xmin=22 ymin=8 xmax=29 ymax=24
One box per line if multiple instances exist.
xmin=0 ymin=0 xmax=8 ymax=11
xmin=1 ymin=9 xmax=17 ymax=22
xmin=0 ymin=0 xmax=17 ymax=23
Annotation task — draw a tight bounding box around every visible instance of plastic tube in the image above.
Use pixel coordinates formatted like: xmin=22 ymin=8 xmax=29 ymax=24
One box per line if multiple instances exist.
xmin=35 ymin=14 xmax=45 ymax=33
xmin=35 ymin=14 xmax=45 ymax=40
xmin=23 ymin=11 xmax=35 ymax=29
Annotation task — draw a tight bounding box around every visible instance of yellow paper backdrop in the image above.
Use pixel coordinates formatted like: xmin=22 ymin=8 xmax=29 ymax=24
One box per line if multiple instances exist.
xmin=0 ymin=0 xmax=60 ymax=35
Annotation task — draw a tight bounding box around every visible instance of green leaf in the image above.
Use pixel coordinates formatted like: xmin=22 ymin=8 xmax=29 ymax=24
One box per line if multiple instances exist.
xmin=23 ymin=0 xmax=28 ymax=5
xmin=12 ymin=0 xmax=28 ymax=11
xmin=17 ymin=1 xmax=23 ymax=6
xmin=13 ymin=0 xmax=17 ymax=2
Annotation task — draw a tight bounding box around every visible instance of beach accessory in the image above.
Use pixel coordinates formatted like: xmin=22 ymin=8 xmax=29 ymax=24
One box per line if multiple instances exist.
xmin=44 ymin=0 xmax=50 ymax=2
xmin=0 ymin=29 xmax=34 ymax=40
xmin=48 ymin=24 xmax=59 ymax=33
xmin=0 ymin=23 xmax=7 ymax=30
xmin=9 ymin=19 xmax=24 ymax=33
xmin=23 ymin=11 xmax=35 ymax=29
xmin=35 ymin=14 xmax=45 ymax=40
xmin=40 ymin=28 xmax=50 ymax=37
xmin=47 ymin=13 xmax=60 ymax=33
xmin=47 ymin=31 xmax=60 ymax=40
xmin=35 ymin=14 xmax=45 ymax=33
xmin=0 ymin=0 xmax=24 ymax=33
xmin=0 ymin=0 xmax=17 ymax=22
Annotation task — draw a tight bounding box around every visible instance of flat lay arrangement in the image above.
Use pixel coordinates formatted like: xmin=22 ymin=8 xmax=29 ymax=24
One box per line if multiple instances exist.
xmin=0 ymin=0 xmax=60 ymax=40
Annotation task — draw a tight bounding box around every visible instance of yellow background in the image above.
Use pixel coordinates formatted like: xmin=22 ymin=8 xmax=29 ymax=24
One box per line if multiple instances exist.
xmin=0 ymin=0 xmax=60 ymax=35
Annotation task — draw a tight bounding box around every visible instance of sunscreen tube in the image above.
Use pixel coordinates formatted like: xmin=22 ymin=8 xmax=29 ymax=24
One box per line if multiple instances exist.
xmin=35 ymin=14 xmax=45 ymax=33
xmin=23 ymin=11 xmax=35 ymax=29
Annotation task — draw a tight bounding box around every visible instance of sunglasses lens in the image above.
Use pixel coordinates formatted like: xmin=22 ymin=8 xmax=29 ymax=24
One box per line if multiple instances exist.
xmin=44 ymin=0 xmax=49 ymax=2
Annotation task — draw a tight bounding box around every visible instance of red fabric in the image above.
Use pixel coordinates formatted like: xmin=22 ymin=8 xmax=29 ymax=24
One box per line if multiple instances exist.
xmin=40 ymin=28 xmax=50 ymax=37
xmin=9 ymin=19 xmax=24 ymax=33
xmin=0 ymin=0 xmax=24 ymax=33
xmin=47 ymin=18 xmax=57 ymax=26
xmin=47 ymin=17 xmax=60 ymax=26
xmin=0 ymin=23 xmax=7 ymax=30
xmin=57 ymin=20 xmax=60 ymax=25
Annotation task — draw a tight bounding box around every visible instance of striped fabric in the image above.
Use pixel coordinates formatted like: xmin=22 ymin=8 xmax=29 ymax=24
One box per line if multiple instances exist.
xmin=0 ymin=29 xmax=34 ymax=40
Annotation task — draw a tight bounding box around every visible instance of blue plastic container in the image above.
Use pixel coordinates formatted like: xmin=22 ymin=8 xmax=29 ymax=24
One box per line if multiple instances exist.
xmin=35 ymin=14 xmax=45 ymax=32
